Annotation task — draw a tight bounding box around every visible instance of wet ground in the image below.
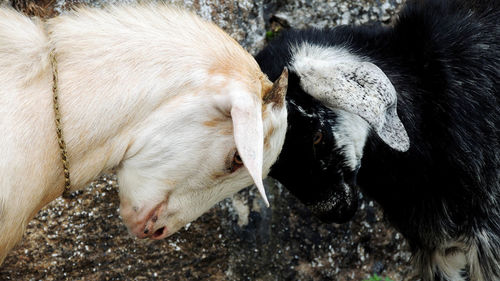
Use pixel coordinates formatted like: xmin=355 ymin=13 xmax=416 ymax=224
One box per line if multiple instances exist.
xmin=0 ymin=0 xmax=415 ymax=280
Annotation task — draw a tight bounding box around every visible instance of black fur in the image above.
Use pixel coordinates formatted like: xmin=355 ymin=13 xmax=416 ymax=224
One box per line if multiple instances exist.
xmin=256 ymin=0 xmax=499 ymax=280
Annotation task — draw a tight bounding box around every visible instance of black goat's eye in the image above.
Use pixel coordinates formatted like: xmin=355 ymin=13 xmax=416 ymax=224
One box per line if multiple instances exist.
xmin=230 ymin=151 xmax=244 ymax=172
xmin=313 ymin=131 xmax=323 ymax=145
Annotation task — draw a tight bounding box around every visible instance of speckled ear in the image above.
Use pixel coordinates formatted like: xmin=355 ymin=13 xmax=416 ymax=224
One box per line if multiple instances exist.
xmin=294 ymin=60 xmax=410 ymax=152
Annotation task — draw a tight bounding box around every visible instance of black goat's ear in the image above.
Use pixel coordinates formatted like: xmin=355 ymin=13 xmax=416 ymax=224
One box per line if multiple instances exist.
xmin=263 ymin=67 xmax=288 ymax=109
xmin=293 ymin=58 xmax=409 ymax=152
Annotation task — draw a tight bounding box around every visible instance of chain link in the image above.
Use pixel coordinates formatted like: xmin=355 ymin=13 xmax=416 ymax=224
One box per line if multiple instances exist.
xmin=50 ymin=50 xmax=72 ymax=199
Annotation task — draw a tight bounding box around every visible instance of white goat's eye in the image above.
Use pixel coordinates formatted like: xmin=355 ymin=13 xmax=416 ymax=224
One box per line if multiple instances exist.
xmin=313 ymin=131 xmax=323 ymax=145
xmin=230 ymin=151 xmax=244 ymax=172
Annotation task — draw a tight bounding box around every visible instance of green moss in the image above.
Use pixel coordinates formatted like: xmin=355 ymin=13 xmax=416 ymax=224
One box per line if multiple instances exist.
xmin=363 ymin=274 xmax=394 ymax=281
xmin=265 ymin=30 xmax=276 ymax=41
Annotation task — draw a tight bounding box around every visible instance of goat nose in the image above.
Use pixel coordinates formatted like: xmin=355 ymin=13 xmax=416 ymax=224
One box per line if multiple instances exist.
xmin=121 ymin=201 xmax=170 ymax=239
xmin=138 ymin=208 xmax=168 ymax=239
xmin=141 ymin=213 xmax=159 ymax=237
xmin=142 ymin=215 xmax=158 ymax=235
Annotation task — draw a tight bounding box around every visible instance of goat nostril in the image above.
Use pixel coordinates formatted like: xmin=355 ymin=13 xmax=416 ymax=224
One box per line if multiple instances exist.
xmin=153 ymin=227 xmax=166 ymax=238
xmin=144 ymin=228 xmax=149 ymax=234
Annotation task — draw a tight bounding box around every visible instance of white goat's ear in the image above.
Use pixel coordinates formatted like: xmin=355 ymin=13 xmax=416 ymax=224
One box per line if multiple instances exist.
xmin=229 ymin=69 xmax=288 ymax=207
xmin=230 ymin=91 xmax=269 ymax=207
xmin=295 ymin=60 xmax=410 ymax=152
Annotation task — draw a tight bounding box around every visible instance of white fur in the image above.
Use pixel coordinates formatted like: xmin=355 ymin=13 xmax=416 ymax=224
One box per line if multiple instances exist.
xmin=331 ymin=109 xmax=370 ymax=170
xmin=290 ymin=42 xmax=362 ymax=66
xmin=432 ymin=243 xmax=468 ymax=281
xmin=412 ymin=235 xmax=500 ymax=281
xmin=0 ymin=4 xmax=287 ymax=263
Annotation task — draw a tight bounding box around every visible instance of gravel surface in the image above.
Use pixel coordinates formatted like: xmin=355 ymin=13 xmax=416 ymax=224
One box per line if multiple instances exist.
xmin=2 ymin=177 xmax=415 ymax=281
xmin=0 ymin=1 xmax=415 ymax=280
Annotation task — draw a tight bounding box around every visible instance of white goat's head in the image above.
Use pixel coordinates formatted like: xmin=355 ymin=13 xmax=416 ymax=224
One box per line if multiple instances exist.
xmin=48 ymin=4 xmax=288 ymax=240
xmin=117 ymin=63 xmax=288 ymax=240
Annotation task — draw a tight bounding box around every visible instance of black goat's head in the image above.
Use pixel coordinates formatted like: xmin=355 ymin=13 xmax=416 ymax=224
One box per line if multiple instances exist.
xmin=269 ymin=72 xmax=362 ymax=223
xmin=257 ymin=36 xmax=409 ymax=224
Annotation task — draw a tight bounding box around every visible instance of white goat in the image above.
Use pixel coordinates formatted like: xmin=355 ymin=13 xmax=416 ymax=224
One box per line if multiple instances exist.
xmin=0 ymin=3 xmax=288 ymax=264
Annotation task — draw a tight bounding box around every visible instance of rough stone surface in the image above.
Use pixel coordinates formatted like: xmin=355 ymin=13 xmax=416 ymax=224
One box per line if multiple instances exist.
xmin=0 ymin=1 xmax=414 ymax=280
xmin=269 ymin=0 xmax=404 ymax=28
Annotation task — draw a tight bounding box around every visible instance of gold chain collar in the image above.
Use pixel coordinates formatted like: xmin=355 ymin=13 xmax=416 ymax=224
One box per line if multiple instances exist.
xmin=49 ymin=50 xmax=72 ymax=199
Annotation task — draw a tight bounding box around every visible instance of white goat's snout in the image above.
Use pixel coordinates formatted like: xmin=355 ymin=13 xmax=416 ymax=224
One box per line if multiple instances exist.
xmin=120 ymin=200 xmax=171 ymax=240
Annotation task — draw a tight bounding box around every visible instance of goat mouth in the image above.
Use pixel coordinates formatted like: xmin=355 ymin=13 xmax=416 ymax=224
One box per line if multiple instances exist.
xmin=132 ymin=201 xmax=170 ymax=240
xmin=307 ymin=183 xmax=359 ymax=223
xmin=151 ymin=226 xmax=168 ymax=240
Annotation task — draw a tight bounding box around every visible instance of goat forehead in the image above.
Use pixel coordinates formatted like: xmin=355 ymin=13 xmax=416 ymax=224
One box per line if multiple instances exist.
xmin=288 ymin=97 xmax=335 ymax=132
xmin=290 ymin=43 xmax=361 ymax=69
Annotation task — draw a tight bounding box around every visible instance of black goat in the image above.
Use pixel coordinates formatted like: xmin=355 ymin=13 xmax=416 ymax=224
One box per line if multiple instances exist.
xmin=257 ymin=0 xmax=499 ymax=280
